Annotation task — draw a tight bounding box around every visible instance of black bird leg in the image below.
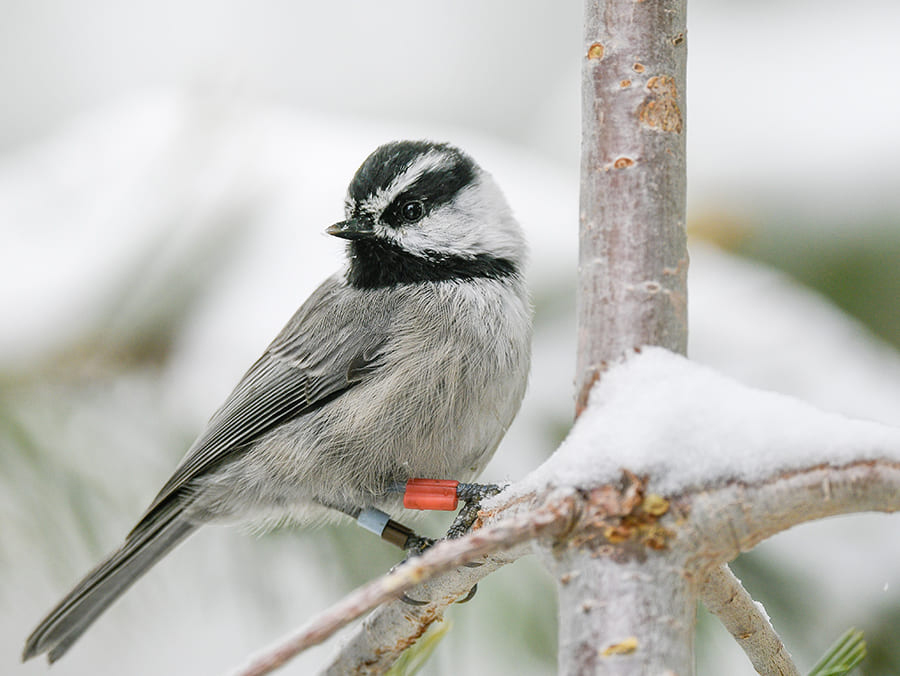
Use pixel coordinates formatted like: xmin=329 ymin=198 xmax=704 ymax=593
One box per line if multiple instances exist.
xmin=445 ymin=482 xmax=502 ymax=540
xmin=350 ymin=482 xmax=504 ymax=606
xmin=442 ymin=482 xmax=503 ymax=603
xmin=352 ymin=507 xmax=434 ymax=605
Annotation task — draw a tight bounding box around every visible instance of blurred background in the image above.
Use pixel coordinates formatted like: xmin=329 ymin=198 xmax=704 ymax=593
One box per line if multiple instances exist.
xmin=3 ymin=0 xmax=900 ymax=674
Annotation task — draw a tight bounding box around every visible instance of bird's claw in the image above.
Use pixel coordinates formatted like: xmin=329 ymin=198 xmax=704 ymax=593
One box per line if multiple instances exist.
xmin=396 ymin=535 xmax=434 ymax=605
xmin=445 ymin=483 xmax=503 ymax=540
xmin=396 ymin=483 xmax=503 ymax=606
xmin=397 ymin=534 xmax=481 ymax=605
xmin=400 ymin=583 xmax=479 ymax=606
xmin=400 ymin=592 xmax=430 ymax=606
xmin=455 ymin=482 xmax=503 ymax=504
xmin=456 ymin=584 xmax=479 ymax=604
xmin=403 ymin=534 xmax=436 ymax=558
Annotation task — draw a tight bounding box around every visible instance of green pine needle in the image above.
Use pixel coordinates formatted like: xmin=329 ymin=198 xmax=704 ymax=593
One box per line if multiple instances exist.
xmin=808 ymin=628 xmax=866 ymax=676
xmin=385 ymin=620 xmax=452 ymax=676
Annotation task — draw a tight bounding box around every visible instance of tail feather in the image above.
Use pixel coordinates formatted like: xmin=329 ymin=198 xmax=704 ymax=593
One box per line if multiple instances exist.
xmin=23 ymin=508 xmax=197 ymax=663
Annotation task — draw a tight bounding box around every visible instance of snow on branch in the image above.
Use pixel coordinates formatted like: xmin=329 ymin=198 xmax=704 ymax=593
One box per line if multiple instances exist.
xmin=228 ymin=350 xmax=900 ymax=675
xmin=512 ymin=347 xmax=900 ymax=498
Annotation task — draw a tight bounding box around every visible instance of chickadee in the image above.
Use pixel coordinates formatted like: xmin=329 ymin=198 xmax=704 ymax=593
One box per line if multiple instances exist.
xmin=24 ymin=140 xmax=532 ymax=663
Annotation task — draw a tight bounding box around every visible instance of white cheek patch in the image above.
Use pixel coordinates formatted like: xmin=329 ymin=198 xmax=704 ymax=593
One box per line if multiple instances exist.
xmin=393 ymin=177 xmax=526 ymax=264
xmin=396 ymin=204 xmax=483 ymax=258
xmin=392 ymin=220 xmax=442 ymax=257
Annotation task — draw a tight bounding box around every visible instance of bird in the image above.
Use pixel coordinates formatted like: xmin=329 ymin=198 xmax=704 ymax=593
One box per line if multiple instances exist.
xmin=23 ymin=139 xmax=532 ymax=663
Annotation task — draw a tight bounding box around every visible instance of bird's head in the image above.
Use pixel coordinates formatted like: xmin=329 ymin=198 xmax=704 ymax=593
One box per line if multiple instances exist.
xmin=328 ymin=141 xmax=525 ymax=288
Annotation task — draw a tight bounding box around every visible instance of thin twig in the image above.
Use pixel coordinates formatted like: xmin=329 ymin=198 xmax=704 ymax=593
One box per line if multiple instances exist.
xmin=229 ymin=498 xmax=572 ymax=676
xmin=686 ymin=460 xmax=900 ymax=558
xmin=701 ymin=564 xmax=800 ymax=676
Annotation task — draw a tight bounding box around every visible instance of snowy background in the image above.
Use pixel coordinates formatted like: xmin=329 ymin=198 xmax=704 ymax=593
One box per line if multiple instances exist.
xmin=3 ymin=1 xmax=900 ymax=674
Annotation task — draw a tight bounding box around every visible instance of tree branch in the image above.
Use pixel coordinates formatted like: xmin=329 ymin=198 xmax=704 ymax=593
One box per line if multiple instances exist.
xmin=701 ymin=565 xmax=800 ymax=676
xmin=229 ymin=495 xmax=574 ymax=676
xmin=684 ymin=460 xmax=900 ymax=561
xmin=576 ymin=0 xmax=688 ymax=415
xmin=538 ymin=459 xmax=900 ymax=675
xmin=228 ymin=445 xmax=900 ymax=676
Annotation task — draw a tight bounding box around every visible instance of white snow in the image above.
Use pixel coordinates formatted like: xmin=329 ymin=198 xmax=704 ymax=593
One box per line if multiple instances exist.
xmin=752 ymin=600 xmax=771 ymax=626
xmin=514 ymin=347 xmax=900 ymax=497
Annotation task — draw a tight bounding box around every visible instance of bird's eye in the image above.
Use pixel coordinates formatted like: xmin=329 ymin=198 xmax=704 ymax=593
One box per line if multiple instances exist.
xmin=399 ymin=200 xmax=425 ymax=223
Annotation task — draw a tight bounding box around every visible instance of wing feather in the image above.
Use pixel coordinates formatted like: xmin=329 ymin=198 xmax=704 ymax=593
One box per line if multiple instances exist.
xmin=131 ymin=276 xmax=386 ymax=534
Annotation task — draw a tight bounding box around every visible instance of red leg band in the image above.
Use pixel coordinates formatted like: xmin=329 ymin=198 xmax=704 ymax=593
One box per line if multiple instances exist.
xmin=404 ymin=479 xmax=460 ymax=511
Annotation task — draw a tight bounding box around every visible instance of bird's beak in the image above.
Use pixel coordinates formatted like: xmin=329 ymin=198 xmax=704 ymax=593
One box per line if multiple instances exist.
xmin=326 ymin=217 xmax=376 ymax=240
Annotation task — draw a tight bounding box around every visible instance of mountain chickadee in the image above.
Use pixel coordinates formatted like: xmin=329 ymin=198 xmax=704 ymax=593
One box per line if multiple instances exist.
xmin=24 ymin=140 xmax=532 ymax=663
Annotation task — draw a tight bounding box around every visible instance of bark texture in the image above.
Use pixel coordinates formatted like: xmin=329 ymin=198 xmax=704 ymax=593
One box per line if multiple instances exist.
xmin=548 ymin=549 xmax=697 ymax=675
xmin=577 ymin=0 xmax=689 ymax=415
xmin=567 ymin=0 xmax=690 ymax=670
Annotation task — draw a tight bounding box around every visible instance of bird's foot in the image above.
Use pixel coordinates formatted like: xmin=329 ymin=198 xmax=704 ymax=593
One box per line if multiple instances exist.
xmin=375 ymin=481 xmax=505 ymax=605
xmin=396 ymin=529 xmax=479 ymax=607
xmin=445 ymin=482 xmax=503 ymax=540
xmin=402 ymin=534 xmax=436 ymax=558
xmin=415 ymin=482 xmax=503 ymax=604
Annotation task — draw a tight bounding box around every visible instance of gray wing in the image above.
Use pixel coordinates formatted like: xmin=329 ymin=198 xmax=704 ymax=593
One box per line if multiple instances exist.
xmin=132 ymin=275 xmax=386 ymax=534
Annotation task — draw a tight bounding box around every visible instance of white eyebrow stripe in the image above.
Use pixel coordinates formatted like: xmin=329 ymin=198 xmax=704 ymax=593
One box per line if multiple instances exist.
xmin=363 ymin=149 xmax=452 ymax=214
